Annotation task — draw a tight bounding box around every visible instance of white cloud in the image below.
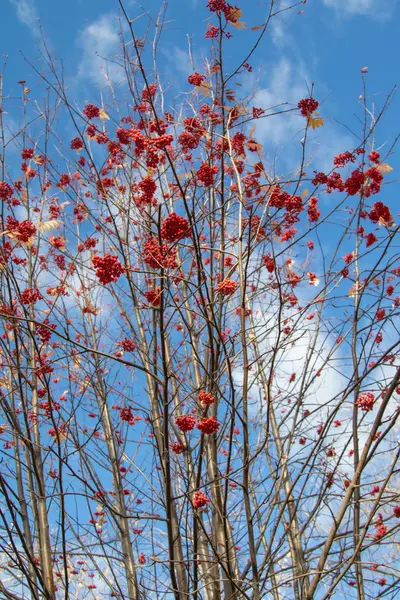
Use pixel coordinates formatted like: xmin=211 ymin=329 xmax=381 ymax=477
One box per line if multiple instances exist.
xmin=77 ymin=15 xmax=124 ymax=87
xmin=322 ymin=0 xmax=395 ymax=18
xmin=9 ymin=0 xmax=40 ymax=37
xmin=250 ymin=57 xmax=353 ymax=172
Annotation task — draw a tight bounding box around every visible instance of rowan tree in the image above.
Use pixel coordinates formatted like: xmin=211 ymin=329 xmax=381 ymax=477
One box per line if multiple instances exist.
xmin=0 ymin=1 xmax=399 ymax=599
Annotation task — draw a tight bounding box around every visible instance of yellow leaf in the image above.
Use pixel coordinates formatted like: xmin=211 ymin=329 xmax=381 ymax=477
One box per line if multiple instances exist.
xmin=377 ymin=163 xmax=393 ymax=173
xmin=308 ymin=113 xmax=324 ymax=130
xmin=99 ymin=108 xmax=110 ymax=120
xmin=36 ymin=220 xmax=62 ymax=232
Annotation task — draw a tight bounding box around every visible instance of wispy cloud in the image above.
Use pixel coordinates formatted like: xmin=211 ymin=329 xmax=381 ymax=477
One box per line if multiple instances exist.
xmin=250 ymin=57 xmax=353 ymax=172
xmin=77 ymin=14 xmax=124 ymax=87
xmin=9 ymin=0 xmax=40 ymax=37
xmin=322 ymin=0 xmax=395 ymax=19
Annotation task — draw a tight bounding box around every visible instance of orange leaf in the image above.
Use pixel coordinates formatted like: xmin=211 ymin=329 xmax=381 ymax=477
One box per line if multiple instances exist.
xmin=308 ymin=113 xmax=324 ymax=130
xmin=231 ymin=20 xmax=247 ymax=29
xmin=251 ymin=24 xmax=264 ymax=30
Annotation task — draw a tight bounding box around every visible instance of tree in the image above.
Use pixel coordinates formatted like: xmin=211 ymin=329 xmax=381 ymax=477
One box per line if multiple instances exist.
xmin=0 ymin=1 xmax=399 ymax=598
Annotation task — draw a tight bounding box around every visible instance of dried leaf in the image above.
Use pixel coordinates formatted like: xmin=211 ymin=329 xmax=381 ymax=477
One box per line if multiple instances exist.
xmin=197 ymin=83 xmax=211 ymax=97
xmin=99 ymin=108 xmax=110 ymax=120
xmin=229 ymin=7 xmax=242 ymax=21
xmin=247 ymin=140 xmax=263 ymax=153
xmin=377 ymin=163 xmax=393 ymax=173
xmin=210 ymin=63 xmax=220 ymax=74
xmin=251 ymin=24 xmax=264 ymax=30
xmin=301 ymin=188 xmax=309 ymax=199
xmin=231 ymin=20 xmax=247 ymax=29
xmin=36 ymin=220 xmax=62 ymax=232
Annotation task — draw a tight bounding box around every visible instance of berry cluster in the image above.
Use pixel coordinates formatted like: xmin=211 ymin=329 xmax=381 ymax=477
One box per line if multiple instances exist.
xmin=120 ymin=407 xmax=134 ymax=423
xmin=298 ymin=98 xmax=319 ymax=117
xmin=187 ymin=72 xmax=206 ymax=86
xmin=307 ymin=197 xmax=320 ymax=223
xmin=192 ymin=490 xmax=210 ymax=509
xmin=356 ymin=391 xmax=375 ymax=412
xmin=197 ymin=162 xmax=216 ymax=186
xmin=83 ymin=104 xmax=100 ymax=119
xmin=196 ymin=416 xmax=220 ymax=435
xmin=21 ymin=288 xmax=43 ymax=305
xmin=143 ymin=237 xmax=177 ymax=270
xmin=70 ymin=137 xmax=84 ymax=151
xmin=144 ymin=288 xmax=162 ymax=306
xmin=161 ymin=213 xmax=190 ymax=242
xmin=369 ymin=202 xmax=393 ymax=227
xmin=119 ymin=339 xmax=136 ymax=352
xmin=92 ymin=254 xmax=124 ymax=285
xmin=170 ymin=442 xmax=185 ymax=454
xmin=175 ymin=415 xmax=196 ymax=432
xmin=215 ymin=278 xmax=238 ymax=296
xmin=6 ymin=217 xmax=36 ymax=244
xmin=198 ymin=390 xmax=215 ymax=406
xmin=21 ymin=148 xmax=34 ymax=159
xmin=0 ymin=181 xmax=14 ymax=201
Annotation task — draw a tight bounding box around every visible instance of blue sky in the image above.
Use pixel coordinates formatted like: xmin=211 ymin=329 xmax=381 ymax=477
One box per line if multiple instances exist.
xmin=2 ymin=0 xmax=400 ymax=178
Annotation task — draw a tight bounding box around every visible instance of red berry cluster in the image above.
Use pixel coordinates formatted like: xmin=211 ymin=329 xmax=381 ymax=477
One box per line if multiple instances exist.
xmin=120 ymin=407 xmax=134 ymax=423
xmin=196 ymin=416 xmax=220 ymax=435
xmin=143 ymin=237 xmax=177 ymax=270
xmin=119 ymin=339 xmax=136 ymax=352
xmin=197 ymin=162 xmax=216 ymax=186
xmin=70 ymin=137 xmax=84 ymax=151
xmin=161 ymin=213 xmax=190 ymax=242
xmin=0 ymin=181 xmax=14 ymax=201
xmin=187 ymin=72 xmax=206 ymax=86
xmin=144 ymin=288 xmax=162 ymax=306
xmin=263 ymin=254 xmax=275 ymax=273
xmin=356 ymin=391 xmax=375 ymax=412
xmin=333 ymin=151 xmax=356 ymax=168
xmin=205 ymin=26 xmax=220 ymax=38
xmin=215 ymin=278 xmax=237 ymax=296
xmin=198 ymin=390 xmax=215 ymax=406
xmin=175 ymin=415 xmax=196 ymax=432
xmin=92 ymin=254 xmax=124 ymax=285
xmin=231 ymin=131 xmax=246 ymax=156
xmin=21 ymin=148 xmax=34 ymax=159
xmin=192 ymin=490 xmax=210 ymax=509
xmin=344 ymin=169 xmax=365 ymax=196
xmin=170 ymin=442 xmax=185 ymax=454
xmin=369 ymin=150 xmax=381 ymax=163
xmin=137 ymin=176 xmax=157 ymax=207
xmin=77 ymin=237 xmax=98 ymax=252
xmin=369 ymin=202 xmax=393 ymax=227
xmin=307 ymin=197 xmax=320 ymax=223
xmin=83 ymin=104 xmax=100 ymax=119
xmin=36 ymin=319 xmax=56 ymax=343
xmin=298 ymin=98 xmax=319 ymax=117
xmin=21 ymin=288 xmax=43 ymax=305
xmin=6 ymin=217 xmax=36 ymax=243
